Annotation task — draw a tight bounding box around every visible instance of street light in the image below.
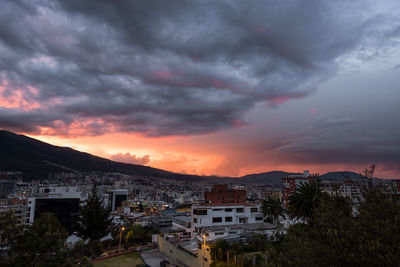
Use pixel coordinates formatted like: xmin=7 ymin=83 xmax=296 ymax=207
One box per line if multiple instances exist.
xmin=119 ymin=226 xmax=125 ymax=252
xmin=202 ymin=234 xmax=206 ymax=267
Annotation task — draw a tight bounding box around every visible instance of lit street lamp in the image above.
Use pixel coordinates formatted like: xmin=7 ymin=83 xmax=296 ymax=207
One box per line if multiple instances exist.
xmin=119 ymin=226 xmax=125 ymax=252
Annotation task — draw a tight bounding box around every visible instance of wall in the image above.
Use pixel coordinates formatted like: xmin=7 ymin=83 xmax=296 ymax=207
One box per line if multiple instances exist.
xmin=158 ymin=235 xmax=210 ymax=267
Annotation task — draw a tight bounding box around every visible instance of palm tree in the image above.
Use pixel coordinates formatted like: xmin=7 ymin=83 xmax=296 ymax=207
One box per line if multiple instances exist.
xmin=262 ymin=197 xmax=285 ymax=226
xmin=288 ymin=182 xmax=328 ymax=223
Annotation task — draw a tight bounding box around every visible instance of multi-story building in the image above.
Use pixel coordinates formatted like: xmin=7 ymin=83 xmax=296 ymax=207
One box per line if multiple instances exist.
xmin=191 ymin=185 xmax=268 ymax=238
xmin=192 ymin=203 xmax=264 ymax=230
xmin=27 ymin=186 xmax=83 ymax=232
xmin=338 ymin=182 xmax=361 ymax=200
xmin=0 ymin=180 xmax=16 ymax=199
xmin=0 ymin=205 xmax=29 ymax=225
xmin=204 ymin=184 xmax=246 ymax=205
xmin=282 ymin=170 xmax=319 ymax=206
xmin=110 ymin=189 xmax=128 ymax=212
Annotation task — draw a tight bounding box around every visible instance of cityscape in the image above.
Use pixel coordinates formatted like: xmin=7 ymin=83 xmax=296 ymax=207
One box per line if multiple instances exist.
xmin=1 ymin=1 xmax=400 ymax=267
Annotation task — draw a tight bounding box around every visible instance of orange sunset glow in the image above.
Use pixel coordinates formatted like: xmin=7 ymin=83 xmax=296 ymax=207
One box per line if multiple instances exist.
xmin=0 ymin=0 xmax=399 ymax=179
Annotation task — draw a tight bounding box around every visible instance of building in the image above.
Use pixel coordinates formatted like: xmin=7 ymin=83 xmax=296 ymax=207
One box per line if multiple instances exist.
xmin=204 ymin=184 xmax=246 ymax=205
xmin=338 ymin=182 xmax=361 ymax=199
xmin=110 ymin=189 xmax=128 ymax=212
xmin=191 ymin=185 xmax=272 ymax=240
xmin=27 ymin=186 xmax=83 ymax=233
xmin=0 ymin=180 xmax=16 ymax=199
xmin=158 ymin=184 xmax=275 ymax=267
xmin=282 ymin=170 xmax=318 ymax=206
xmin=0 ymin=205 xmax=28 ymax=225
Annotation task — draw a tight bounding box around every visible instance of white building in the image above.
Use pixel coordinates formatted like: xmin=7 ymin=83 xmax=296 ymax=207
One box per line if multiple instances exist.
xmin=338 ymin=183 xmax=361 ymax=199
xmin=191 ymin=203 xmax=264 ymax=230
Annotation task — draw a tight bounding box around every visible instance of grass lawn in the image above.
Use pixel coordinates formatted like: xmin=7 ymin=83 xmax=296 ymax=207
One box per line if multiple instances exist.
xmin=93 ymin=252 xmax=144 ymax=267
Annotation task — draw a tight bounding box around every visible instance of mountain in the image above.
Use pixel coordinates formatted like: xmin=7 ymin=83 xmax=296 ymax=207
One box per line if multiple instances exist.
xmin=0 ymin=130 xmax=199 ymax=181
xmin=0 ymin=130 xmax=380 ymax=184
xmin=319 ymin=171 xmax=366 ymax=182
xmin=236 ymin=171 xmax=301 ymax=185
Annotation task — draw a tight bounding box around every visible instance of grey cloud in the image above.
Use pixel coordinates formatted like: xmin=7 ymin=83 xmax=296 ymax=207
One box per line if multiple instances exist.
xmin=0 ymin=0 xmax=398 ymax=136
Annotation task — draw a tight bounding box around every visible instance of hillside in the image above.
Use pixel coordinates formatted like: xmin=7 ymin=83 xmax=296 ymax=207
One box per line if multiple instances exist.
xmin=0 ymin=130 xmax=198 ymax=181
xmin=237 ymin=171 xmax=301 ymax=185
xmin=0 ymin=130 xmax=378 ymax=184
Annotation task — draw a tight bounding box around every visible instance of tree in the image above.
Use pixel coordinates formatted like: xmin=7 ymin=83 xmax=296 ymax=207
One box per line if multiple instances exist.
xmin=360 ymin=164 xmax=376 ymax=178
xmin=288 ymin=182 xmax=328 ymax=223
xmin=124 ymin=225 xmax=159 ymax=244
xmin=0 ymin=210 xmax=24 ymax=248
xmin=80 ymin=186 xmax=111 ymax=241
xmin=7 ymin=213 xmax=71 ymax=267
xmin=261 ymin=197 xmax=285 ymax=226
xmin=80 ymin=186 xmax=111 ymax=258
xmin=267 ymin=188 xmax=400 ymax=266
xmin=210 ymin=239 xmax=229 ymax=262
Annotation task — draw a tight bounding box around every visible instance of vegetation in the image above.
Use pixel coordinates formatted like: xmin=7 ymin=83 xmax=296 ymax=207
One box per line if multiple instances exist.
xmin=124 ymin=225 xmax=159 ymax=244
xmin=0 ymin=210 xmax=24 ymax=248
xmin=288 ymin=182 xmax=328 ymax=223
xmin=80 ymin=186 xmax=112 ymax=257
xmin=267 ymin=187 xmax=400 ymax=266
xmin=261 ymin=197 xmax=285 ymax=226
xmin=0 ymin=213 xmax=82 ymax=267
xmin=92 ymin=252 xmax=144 ymax=267
xmin=210 ymin=181 xmax=400 ymax=267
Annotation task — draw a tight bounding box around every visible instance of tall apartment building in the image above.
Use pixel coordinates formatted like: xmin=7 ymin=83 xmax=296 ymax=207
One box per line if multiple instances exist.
xmin=282 ymin=170 xmax=318 ymax=206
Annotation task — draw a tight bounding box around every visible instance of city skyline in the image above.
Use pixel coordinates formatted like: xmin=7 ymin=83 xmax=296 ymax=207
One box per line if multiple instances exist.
xmin=1 ymin=0 xmax=400 ymax=178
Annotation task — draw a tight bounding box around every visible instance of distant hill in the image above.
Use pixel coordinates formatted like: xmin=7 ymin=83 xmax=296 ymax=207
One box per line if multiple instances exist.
xmin=0 ymin=130 xmax=381 ymax=184
xmin=237 ymin=171 xmax=301 ymax=185
xmin=0 ymin=130 xmax=199 ymax=181
xmin=319 ymin=171 xmax=366 ymax=182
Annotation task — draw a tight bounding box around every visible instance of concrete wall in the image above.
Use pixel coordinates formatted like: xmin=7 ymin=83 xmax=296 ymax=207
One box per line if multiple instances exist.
xmin=158 ymin=235 xmax=211 ymax=267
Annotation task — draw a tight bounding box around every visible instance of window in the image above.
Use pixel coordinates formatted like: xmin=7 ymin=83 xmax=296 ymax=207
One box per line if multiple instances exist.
xmin=212 ymin=208 xmax=222 ymax=211
xmin=236 ymin=208 xmax=244 ymax=213
xmin=215 ymin=232 xmax=224 ymax=236
xmin=251 ymin=208 xmax=258 ymax=213
xmin=193 ymin=209 xmax=207 ymax=215
xmin=212 ymin=217 xmax=222 ymax=223
xmin=225 ymin=208 xmax=233 ymax=212
xmin=225 ymin=216 xmax=232 ymax=222
xmin=256 ymin=217 xmax=263 ymax=221
xmin=193 ymin=218 xmax=197 ymax=223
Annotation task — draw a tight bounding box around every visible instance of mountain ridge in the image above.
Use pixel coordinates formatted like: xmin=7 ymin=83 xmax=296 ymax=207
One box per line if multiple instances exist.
xmin=0 ymin=130 xmax=381 ymax=183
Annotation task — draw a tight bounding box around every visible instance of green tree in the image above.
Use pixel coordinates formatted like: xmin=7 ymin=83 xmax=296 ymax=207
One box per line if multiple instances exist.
xmin=210 ymin=239 xmax=229 ymax=262
xmin=124 ymin=225 xmax=158 ymax=244
xmin=267 ymin=188 xmax=400 ymax=266
xmin=0 ymin=210 xmax=24 ymax=248
xmin=7 ymin=213 xmax=71 ymax=267
xmin=261 ymin=197 xmax=285 ymax=226
xmin=80 ymin=186 xmax=111 ymax=242
xmin=288 ymin=182 xmax=328 ymax=223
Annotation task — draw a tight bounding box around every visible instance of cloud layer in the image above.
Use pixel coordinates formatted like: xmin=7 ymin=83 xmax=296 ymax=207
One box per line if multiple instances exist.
xmin=1 ymin=0 xmax=396 ymax=136
xmin=1 ymin=0 xmax=400 ymax=177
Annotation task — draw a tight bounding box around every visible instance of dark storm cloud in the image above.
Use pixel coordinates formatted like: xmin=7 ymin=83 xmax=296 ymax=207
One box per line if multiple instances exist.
xmin=273 ymin=115 xmax=400 ymax=170
xmin=0 ymin=0 xmax=398 ymax=136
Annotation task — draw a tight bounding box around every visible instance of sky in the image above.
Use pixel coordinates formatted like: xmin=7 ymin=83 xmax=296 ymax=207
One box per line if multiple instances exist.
xmin=0 ymin=0 xmax=400 ymax=178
